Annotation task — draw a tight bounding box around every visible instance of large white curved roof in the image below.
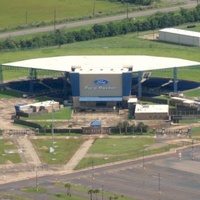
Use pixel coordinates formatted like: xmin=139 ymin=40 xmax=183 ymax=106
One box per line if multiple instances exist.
xmin=2 ymin=55 xmax=200 ymax=73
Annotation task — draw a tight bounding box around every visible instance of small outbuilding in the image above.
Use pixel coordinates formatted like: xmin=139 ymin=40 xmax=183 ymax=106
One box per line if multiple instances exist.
xmin=135 ymin=104 xmax=169 ymax=120
xmin=82 ymin=120 xmax=109 ymax=134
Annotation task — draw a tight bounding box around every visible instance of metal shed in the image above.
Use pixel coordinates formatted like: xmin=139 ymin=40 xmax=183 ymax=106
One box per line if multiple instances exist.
xmin=159 ymin=28 xmax=200 ymax=47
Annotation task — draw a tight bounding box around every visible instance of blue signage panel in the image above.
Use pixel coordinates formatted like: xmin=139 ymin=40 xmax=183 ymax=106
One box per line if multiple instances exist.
xmin=69 ymin=72 xmax=80 ymax=96
xmin=122 ymin=72 xmax=132 ymax=96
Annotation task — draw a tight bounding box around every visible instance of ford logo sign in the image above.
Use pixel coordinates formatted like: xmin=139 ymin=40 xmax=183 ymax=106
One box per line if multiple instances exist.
xmin=94 ymin=79 xmax=109 ymax=85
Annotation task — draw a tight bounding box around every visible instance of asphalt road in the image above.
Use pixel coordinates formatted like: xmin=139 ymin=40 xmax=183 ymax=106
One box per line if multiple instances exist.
xmin=0 ymin=1 xmax=197 ymax=39
xmin=1 ymin=146 xmax=200 ymax=200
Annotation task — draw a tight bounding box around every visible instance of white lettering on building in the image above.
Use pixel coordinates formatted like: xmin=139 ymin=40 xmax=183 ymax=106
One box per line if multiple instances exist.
xmin=85 ymin=86 xmax=117 ymax=90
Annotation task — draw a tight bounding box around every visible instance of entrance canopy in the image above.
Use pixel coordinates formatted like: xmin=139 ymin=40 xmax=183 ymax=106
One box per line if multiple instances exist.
xmin=79 ymin=97 xmax=123 ymax=102
xmin=2 ymin=55 xmax=200 ymax=73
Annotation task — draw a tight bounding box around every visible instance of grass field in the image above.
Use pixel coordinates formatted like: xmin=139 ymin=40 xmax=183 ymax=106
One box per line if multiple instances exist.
xmin=183 ymin=88 xmax=200 ymax=97
xmin=32 ymin=138 xmax=84 ymax=164
xmin=0 ymin=90 xmax=22 ymax=98
xmin=0 ymin=140 xmax=21 ymax=164
xmin=21 ymin=107 xmax=72 ymax=120
xmin=0 ymin=0 xmax=125 ymax=29
xmin=75 ymin=138 xmax=178 ymax=169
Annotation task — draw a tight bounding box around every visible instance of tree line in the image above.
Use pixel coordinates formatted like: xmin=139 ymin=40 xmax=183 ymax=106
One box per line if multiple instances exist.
xmin=110 ymin=0 xmax=156 ymax=6
xmin=1 ymin=5 xmax=200 ymax=51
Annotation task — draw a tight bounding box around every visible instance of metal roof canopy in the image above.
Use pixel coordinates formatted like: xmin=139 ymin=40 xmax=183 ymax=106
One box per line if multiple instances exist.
xmin=79 ymin=97 xmax=122 ymax=102
xmin=2 ymin=55 xmax=200 ymax=73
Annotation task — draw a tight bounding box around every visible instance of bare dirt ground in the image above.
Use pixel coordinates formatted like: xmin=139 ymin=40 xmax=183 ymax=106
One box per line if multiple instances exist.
xmin=139 ymin=33 xmax=159 ymax=40
xmin=0 ymin=98 xmax=35 ymax=130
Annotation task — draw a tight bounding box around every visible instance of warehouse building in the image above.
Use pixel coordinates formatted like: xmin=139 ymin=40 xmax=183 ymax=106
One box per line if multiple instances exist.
xmin=159 ymin=28 xmax=200 ymax=47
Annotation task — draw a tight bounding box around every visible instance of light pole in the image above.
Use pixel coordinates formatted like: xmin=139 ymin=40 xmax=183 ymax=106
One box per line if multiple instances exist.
xmin=92 ymin=160 xmax=94 ymax=180
xmin=35 ymin=166 xmax=38 ymax=191
xmin=101 ymin=185 xmax=104 ymax=200
xmin=192 ymin=139 xmax=194 ymax=160
xmin=142 ymin=150 xmax=145 ymax=169
xmin=51 ymin=101 xmax=55 ymax=150
xmin=158 ymin=173 xmax=161 ymax=195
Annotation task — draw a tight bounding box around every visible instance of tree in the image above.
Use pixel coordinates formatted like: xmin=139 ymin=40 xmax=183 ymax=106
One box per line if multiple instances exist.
xmin=129 ymin=124 xmax=135 ymax=134
xmin=65 ymin=183 xmax=72 ymax=196
xmin=93 ymin=189 xmax=100 ymax=200
xmin=136 ymin=122 xmax=149 ymax=133
xmin=123 ymin=120 xmax=129 ymax=133
xmin=117 ymin=122 xmax=123 ymax=134
xmin=88 ymin=189 xmax=94 ymax=200
xmin=137 ymin=122 xmax=145 ymax=134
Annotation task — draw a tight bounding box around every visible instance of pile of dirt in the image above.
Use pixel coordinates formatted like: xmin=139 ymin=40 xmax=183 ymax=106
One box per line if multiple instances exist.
xmin=5 ymin=160 xmax=13 ymax=164
xmin=40 ymin=146 xmax=48 ymax=150
xmin=5 ymin=141 xmax=13 ymax=145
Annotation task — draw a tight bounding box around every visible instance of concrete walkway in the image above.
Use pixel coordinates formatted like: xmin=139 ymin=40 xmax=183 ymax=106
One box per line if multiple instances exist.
xmin=16 ymin=136 xmax=41 ymax=166
xmin=64 ymin=138 xmax=94 ymax=172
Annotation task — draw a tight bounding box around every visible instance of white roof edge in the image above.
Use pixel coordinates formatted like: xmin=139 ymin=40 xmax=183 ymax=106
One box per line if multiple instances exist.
xmin=2 ymin=55 xmax=200 ymax=73
xmin=159 ymin=28 xmax=200 ymax=37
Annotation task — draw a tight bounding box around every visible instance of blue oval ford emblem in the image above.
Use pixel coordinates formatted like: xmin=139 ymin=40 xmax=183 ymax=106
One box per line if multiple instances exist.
xmin=94 ymin=79 xmax=109 ymax=85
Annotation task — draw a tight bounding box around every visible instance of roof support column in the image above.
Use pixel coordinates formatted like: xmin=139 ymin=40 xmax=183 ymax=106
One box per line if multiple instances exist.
xmin=173 ymin=67 xmax=178 ymax=94
xmin=29 ymin=68 xmax=37 ymax=94
xmin=63 ymin=71 xmax=69 ymax=100
xmin=0 ymin=65 xmax=4 ymax=90
xmin=138 ymin=71 xmax=143 ymax=98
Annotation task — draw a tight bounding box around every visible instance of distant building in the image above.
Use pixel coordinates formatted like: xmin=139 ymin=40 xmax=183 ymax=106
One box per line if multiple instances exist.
xmin=135 ymin=104 xmax=169 ymax=120
xmin=82 ymin=120 xmax=109 ymax=134
xmin=159 ymin=28 xmax=200 ymax=47
xmin=15 ymin=100 xmax=59 ymax=117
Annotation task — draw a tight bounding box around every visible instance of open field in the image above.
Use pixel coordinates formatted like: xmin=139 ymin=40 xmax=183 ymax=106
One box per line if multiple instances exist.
xmin=0 ymin=139 xmax=21 ymax=164
xmin=75 ymin=138 xmax=178 ymax=169
xmin=0 ymin=0 xmax=124 ymax=29
xmin=32 ymin=138 xmax=84 ymax=164
xmin=183 ymin=88 xmax=200 ymax=97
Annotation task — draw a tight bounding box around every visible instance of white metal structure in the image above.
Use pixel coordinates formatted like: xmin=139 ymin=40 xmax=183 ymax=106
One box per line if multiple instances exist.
xmin=135 ymin=104 xmax=169 ymax=114
xmin=159 ymin=28 xmax=200 ymax=47
xmin=2 ymin=55 xmax=200 ymax=72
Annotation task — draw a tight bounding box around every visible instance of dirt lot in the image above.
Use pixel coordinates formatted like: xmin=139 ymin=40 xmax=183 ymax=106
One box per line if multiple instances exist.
xmin=0 ymin=98 xmax=35 ymax=130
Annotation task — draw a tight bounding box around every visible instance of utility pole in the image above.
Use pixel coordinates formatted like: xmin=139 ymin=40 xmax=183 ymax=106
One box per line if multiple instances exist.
xmin=54 ymin=8 xmax=56 ymax=31
xmin=25 ymin=11 xmax=28 ymax=24
xmin=126 ymin=0 xmax=129 ymax=19
xmin=93 ymin=0 xmax=96 ymax=17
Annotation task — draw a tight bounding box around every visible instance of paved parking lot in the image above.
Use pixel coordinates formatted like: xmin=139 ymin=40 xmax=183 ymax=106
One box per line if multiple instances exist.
xmin=63 ymin=146 xmax=200 ymax=200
